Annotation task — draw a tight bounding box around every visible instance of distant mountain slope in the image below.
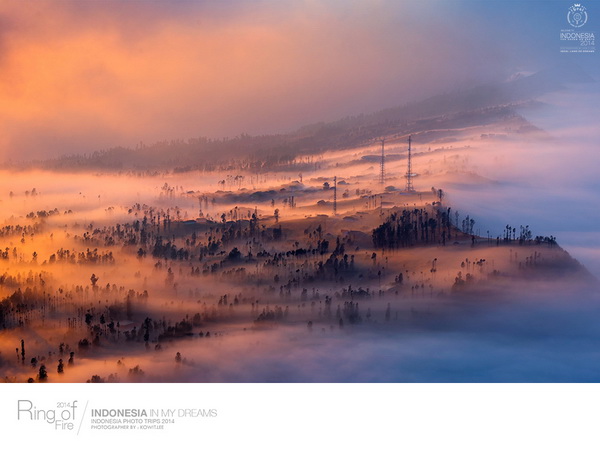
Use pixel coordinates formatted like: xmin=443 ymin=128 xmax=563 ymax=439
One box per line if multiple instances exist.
xmin=17 ymin=64 xmax=594 ymax=172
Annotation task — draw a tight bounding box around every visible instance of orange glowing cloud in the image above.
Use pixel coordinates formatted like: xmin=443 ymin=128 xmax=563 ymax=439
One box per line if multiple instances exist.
xmin=0 ymin=0 xmax=524 ymax=160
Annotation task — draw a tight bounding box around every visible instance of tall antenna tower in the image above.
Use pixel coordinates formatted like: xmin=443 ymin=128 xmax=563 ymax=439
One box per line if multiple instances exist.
xmin=333 ymin=176 xmax=337 ymax=216
xmin=405 ymin=135 xmax=415 ymax=192
xmin=379 ymin=139 xmax=385 ymax=185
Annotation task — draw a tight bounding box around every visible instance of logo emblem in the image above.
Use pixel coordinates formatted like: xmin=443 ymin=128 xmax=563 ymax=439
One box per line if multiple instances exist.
xmin=568 ymin=4 xmax=588 ymax=28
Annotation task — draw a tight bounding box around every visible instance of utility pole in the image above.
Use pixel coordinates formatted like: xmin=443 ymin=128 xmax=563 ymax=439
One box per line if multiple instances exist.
xmin=406 ymin=135 xmax=415 ymax=192
xmin=380 ymin=139 xmax=385 ymax=185
xmin=333 ymin=176 xmax=337 ymax=216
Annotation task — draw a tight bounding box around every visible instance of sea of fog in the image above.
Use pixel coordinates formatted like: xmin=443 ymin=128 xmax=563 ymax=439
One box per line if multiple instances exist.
xmin=1 ymin=83 xmax=599 ymax=383
xmin=124 ymin=288 xmax=600 ymax=383
xmin=446 ymin=83 xmax=600 ymax=279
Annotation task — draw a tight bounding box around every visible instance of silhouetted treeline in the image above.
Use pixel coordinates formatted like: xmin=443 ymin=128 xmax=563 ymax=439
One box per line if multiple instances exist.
xmin=372 ymin=207 xmax=454 ymax=248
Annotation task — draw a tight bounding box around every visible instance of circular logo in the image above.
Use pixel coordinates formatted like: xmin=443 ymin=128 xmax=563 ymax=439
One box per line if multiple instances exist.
xmin=567 ymin=4 xmax=588 ymax=28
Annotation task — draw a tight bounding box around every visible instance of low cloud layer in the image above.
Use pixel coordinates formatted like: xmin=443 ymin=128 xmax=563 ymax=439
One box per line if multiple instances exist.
xmin=442 ymin=83 xmax=600 ymax=278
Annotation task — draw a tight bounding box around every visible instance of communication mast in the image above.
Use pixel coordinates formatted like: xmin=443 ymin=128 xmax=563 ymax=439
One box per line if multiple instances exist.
xmin=379 ymin=139 xmax=385 ymax=185
xmin=405 ymin=135 xmax=415 ymax=192
xmin=333 ymin=176 xmax=337 ymax=216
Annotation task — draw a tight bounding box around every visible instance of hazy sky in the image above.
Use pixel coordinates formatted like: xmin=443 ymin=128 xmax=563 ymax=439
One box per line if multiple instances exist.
xmin=0 ymin=0 xmax=597 ymax=160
